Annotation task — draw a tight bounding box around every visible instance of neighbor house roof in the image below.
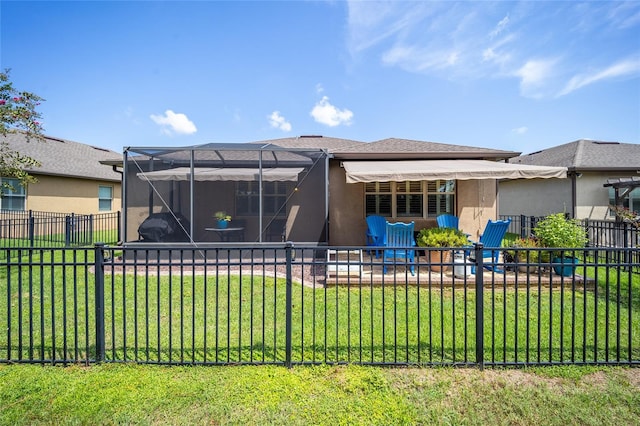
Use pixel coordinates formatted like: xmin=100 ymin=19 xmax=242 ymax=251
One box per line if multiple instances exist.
xmin=2 ymin=132 xmax=121 ymax=182
xmin=509 ymin=140 xmax=640 ymax=171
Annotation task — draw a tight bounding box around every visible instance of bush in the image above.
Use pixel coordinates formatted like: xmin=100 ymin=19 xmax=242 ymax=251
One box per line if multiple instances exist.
xmin=533 ymin=213 xmax=588 ymax=254
xmin=505 ymin=237 xmax=550 ymax=263
xmin=416 ymin=227 xmax=469 ymax=247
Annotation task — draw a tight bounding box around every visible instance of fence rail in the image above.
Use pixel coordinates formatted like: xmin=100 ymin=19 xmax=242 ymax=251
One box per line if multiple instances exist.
xmin=500 ymin=215 xmax=639 ymax=249
xmin=0 ymin=210 xmax=121 ymax=252
xmin=1 ymin=243 xmax=638 ymax=368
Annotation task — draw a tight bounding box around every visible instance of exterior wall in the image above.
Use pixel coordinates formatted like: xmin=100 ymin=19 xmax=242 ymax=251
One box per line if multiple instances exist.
xmin=457 ymin=179 xmax=498 ymax=241
xmin=575 ymin=171 xmax=623 ymax=220
xmin=328 ymin=162 xmax=499 ymax=245
xmin=328 ymin=162 xmax=366 ymax=245
xmin=26 ymin=174 xmax=121 ymax=214
xmin=499 ymin=172 xmax=630 ymax=221
xmin=499 ymin=178 xmax=572 ymax=218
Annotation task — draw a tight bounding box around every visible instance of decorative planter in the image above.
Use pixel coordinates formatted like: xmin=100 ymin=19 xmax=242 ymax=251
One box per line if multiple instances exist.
xmin=217 ymin=220 xmax=229 ymax=229
xmin=427 ymin=249 xmax=451 ymax=272
xmin=517 ymin=265 xmax=539 ymax=274
xmin=552 ymin=256 xmax=579 ymax=276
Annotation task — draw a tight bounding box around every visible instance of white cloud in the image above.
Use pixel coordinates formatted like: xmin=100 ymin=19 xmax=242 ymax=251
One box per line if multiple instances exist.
xmin=149 ymin=110 xmax=197 ymax=135
xmin=345 ymin=2 xmax=639 ymax=98
xmin=558 ymin=58 xmax=640 ymax=96
xmin=489 ymin=15 xmax=510 ymax=39
xmin=310 ymin=96 xmax=354 ymax=127
xmin=316 ymin=83 xmax=325 ymax=94
xmin=515 ymin=59 xmax=558 ymax=98
xmin=512 ymin=126 xmax=528 ymax=135
xmin=268 ymin=111 xmax=292 ymax=132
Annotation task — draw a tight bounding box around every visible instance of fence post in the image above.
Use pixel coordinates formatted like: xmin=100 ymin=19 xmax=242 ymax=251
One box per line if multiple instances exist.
xmin=28 ymin=215 xmax=35 ymax=247
xmin=117 ymin=211 xmax=122 ymax=243
xmin=94 ymin=243 xmax=106 ymax=362
xmin=520 ymin=214 xmax=526 ymax=238
xmin=474 ymin=243 xmax=485 ymax=370
xmin=65 ymin=215 xmax=72 ymax=246
xmin=89 ymin=214 xmax=94 ymax=245
xmin=285 ymin=241 xmax=294 ymax=368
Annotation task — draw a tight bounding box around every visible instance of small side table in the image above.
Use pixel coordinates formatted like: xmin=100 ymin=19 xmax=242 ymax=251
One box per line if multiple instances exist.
xmin=205 ymin=227 xmax=245 ymax=242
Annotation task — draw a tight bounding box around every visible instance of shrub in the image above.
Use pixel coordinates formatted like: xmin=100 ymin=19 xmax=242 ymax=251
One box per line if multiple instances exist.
xmin=505 ymin=237 xmax=549 ymax=263
xmin=533 ymin=213 xmax=587 ymax=255
xmin=416 ymin=227 xmax=469 ymax=247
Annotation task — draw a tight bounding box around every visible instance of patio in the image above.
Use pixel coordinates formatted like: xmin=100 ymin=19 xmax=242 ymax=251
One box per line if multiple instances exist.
xmin=105 ymin=245 xmax=595 ymax=290
xmin=323 ymin=249 xmax=595 ymax=289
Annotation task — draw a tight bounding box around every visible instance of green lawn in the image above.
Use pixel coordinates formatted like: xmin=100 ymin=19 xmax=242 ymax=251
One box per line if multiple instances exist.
xmin=1 ymin=248 xmax=639 ymax=424
xmin=0 ymin=363 xmax=638 ymax=425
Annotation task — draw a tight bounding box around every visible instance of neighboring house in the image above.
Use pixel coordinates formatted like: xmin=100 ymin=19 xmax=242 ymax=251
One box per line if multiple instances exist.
xmin=0 ymin=132 xmax=122 ymax=214
xmin=499 ymin=140 xmax=640 ymax=221
xmin=116 ymin=136 xmax=565 ymax=245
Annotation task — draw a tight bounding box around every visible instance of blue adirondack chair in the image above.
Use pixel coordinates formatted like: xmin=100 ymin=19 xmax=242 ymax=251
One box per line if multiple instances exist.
xmin=468 ymin=218 xmax=511 ymax=273
xmin=365 ymin=215 xmax=387 ymax=257
xmin=383 ymin=221 xmax=416 ymax=276
xmin=436 ymin=214 xmax=459 ymax=229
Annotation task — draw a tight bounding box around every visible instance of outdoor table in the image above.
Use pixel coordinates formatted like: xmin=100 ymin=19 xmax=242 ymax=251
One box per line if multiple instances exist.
xmin=205 ymin=227 xmax=245 ymax=242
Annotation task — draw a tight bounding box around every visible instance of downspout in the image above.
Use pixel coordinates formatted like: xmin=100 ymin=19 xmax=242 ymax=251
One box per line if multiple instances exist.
xmin=259 ymin=143 xmax=271 ymax=242
xmin=189 ymin=149 xmax=195 ymax=243
xmin=112 ymin=164 xmax=124 ymax=242
xmin=570 ymin=168 xmax=578 ymax=218
xmin=325 ymin=150 xmax=330 ymax=244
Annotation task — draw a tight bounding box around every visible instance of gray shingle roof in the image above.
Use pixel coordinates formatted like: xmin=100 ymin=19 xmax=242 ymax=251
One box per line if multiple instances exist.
xmin=2 ymin=132 xmax=121 ymax=181
xmin=248 ymin=135 xmax=365 ymax=151
xmin=247 ymin=136 xmax=519 ymax=159
xmin=510 ymin=139 xmax=640 ymax=171
xmin=345 ymin=138 xmax=518 ymax=156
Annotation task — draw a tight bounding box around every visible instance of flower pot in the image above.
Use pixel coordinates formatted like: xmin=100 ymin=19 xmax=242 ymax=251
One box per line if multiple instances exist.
xmin=217 ymin=220 xmax=228 ymax=229
xmin=428 ymin=250 xmax=451 ymax=272
xmin=517 ymin=265 xmax=538 ymax=274
xmin=552 ymin=256 xmax=579 ymax=276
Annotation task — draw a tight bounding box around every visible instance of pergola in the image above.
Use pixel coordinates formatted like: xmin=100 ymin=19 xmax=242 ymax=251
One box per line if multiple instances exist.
xmin=604 ymin=177 xmax=640 ymax=220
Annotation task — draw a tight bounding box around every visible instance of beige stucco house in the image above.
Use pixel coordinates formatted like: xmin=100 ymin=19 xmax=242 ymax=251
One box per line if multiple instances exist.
xmin=1 ymin=132 xmax=122 ymax=214
xmin=119 ymin=136 xmax=566 ymax=245
xmin=499 ymin=140 xmax=640 ymax=220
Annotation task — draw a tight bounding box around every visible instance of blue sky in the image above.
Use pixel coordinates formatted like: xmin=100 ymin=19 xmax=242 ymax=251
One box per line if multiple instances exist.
xmin=2 ymin=1 xmax=639 ymax=154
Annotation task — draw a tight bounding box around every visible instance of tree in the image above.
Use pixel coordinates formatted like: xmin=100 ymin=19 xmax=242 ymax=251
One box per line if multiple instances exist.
xmin=0 ymin=69 xmax=45 ymax=194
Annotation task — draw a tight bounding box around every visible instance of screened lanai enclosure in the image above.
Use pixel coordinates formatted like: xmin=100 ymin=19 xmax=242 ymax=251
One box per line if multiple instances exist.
xmin=123 ymin=144 xmax=329 ymax=245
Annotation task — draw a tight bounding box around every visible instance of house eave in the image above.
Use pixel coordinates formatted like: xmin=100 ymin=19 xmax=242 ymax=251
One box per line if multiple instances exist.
xmin=332 ymin=151 xmax=521 ymax=161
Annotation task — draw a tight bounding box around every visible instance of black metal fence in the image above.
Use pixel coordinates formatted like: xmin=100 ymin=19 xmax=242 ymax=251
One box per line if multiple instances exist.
xmin=501 ymin=215 xmax=639 ymax=247
xmin=1 ymin=243 xmax=638 ymax=367
xmin=0 ymin=210 xmax=121 ymax=251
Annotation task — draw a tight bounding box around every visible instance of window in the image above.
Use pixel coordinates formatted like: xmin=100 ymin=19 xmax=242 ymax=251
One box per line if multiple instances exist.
xmin=396 ymin=181 xmax=423 ymax=217
xmin=98 ymin=185 xmax=113 ymax=211
xmin=365 ymin=182 xmax=392 ymax=216
xmin=236 ymin=181 xmax=287 ymax=216
xmin=365 ymin=180 xmax=455 ymax=218
xmin=0 ymin=178 xmax=26 ymax=211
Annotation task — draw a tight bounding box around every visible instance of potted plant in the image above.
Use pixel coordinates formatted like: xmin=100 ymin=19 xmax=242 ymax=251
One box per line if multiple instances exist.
xmin=416 ymin=227 xmax=469 ymax=272
xmin=505 ymin=237 xmax=549 ymax=273
xmin=533 ymin=213 xmax=588 ymax=276
xmin=214 ymin=211 xmax=232 ymax=229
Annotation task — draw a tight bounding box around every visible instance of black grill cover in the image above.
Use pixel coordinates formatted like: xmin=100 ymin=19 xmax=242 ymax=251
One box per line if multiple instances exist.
xmin=137 ymin=212 xmax=190 ymax=242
